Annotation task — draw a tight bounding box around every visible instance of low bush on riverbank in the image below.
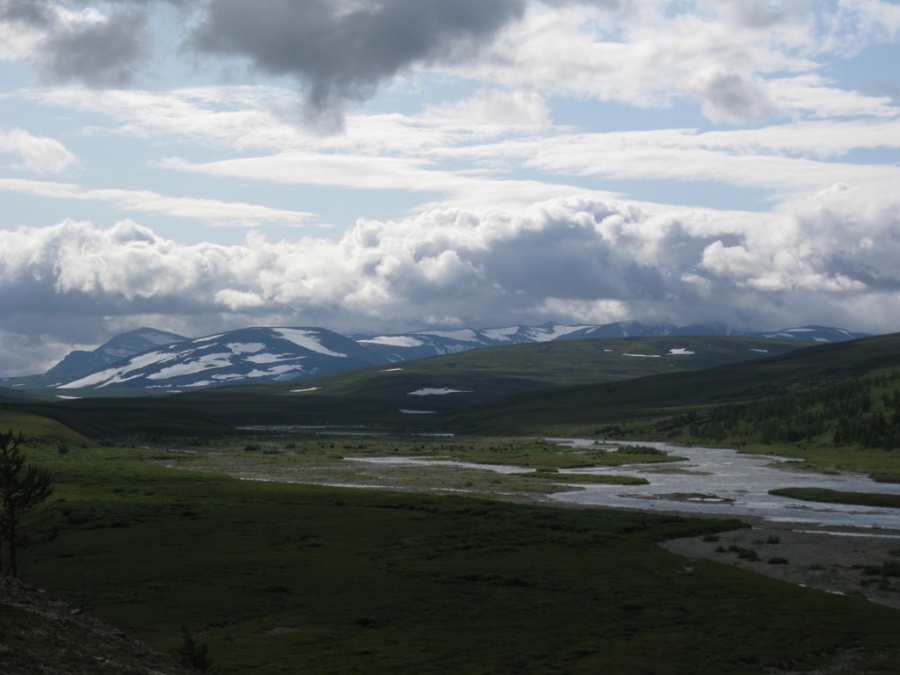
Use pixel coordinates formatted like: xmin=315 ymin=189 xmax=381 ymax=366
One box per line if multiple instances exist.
xmin=523 ymin=471 xmax=649 ymax=485
xmin=769 ymin=487 xmax=900 ymax=508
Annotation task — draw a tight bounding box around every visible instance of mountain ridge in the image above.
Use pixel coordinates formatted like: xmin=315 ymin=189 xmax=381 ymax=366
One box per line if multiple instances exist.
xmin=0 ymin=321 xmax=869 ymax=394
xmin=45 ymin=327 xmax=188 ymax=379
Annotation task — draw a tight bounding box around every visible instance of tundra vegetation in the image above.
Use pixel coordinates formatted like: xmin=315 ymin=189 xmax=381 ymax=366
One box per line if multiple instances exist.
xmin=1 ymin=334 xmax=900 ymax=672
xmin=0 ymin=409 xmax=893 ymax=674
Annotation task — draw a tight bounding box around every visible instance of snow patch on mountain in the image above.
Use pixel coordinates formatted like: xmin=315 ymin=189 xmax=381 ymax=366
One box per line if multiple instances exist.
xmin=359 ymin=335 xmax=425 ymax=348
xmin=408 ymin=388 xmax=471 ymax=396
xmin=527 ymin=324 xmax=595 ymax=342
xmin=246 ymin=365 xmax=303 ymax=378
xmin=273 ymin=329 xmax=348 ymax=357
xmin=417 ymin=329 xmax=482 ymax=342
xmin=227 ymin=342 xmax=266 ymax=354
xmin=59 ymin=349 xmax=174 ymax=389
xmin=148 ymin=353 xmax=233 ymax=380
xmin=480 ymin=326 xmax=522 ymax=341
xmin=246 ymin=353 xmax=302 ymax=364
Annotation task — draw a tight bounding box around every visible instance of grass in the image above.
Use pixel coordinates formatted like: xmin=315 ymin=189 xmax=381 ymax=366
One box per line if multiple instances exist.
xmin=7 ymin=435 xmax=899 ymax=674
xmin=0 ymin=409 xmax=93 ymax=448
xmin=135 ymin=433 xmax=675 ymax=499
xmin=769 ymin=487 xmax=900 ymax=509
xmin=522 ymin=471 xmax=650 ymax=486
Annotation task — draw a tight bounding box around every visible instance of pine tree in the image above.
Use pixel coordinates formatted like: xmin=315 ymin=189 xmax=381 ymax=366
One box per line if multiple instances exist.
xmin=0 ymin=430 xmax=56 ymax=578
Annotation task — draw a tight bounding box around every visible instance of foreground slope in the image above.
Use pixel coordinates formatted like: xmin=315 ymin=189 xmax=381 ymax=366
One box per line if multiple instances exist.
xmin=0 ymin=580 xmax=192 ymax=675
xmin=19 ymin=438 xmax=900 ymax=675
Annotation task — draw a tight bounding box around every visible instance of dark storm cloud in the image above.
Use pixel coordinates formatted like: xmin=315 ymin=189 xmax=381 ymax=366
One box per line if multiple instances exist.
xmin=39 ymin=8 xmax=151 ymax=87
xmin=0 ymin=0 xmax=56 ymax=25
xmin=3 ymin=0 xmax=603 ymax=119
xmin=0 ymin=0 xmax=154 ymax=86
xmin=188 ymin=0 xmax=527 ymax=126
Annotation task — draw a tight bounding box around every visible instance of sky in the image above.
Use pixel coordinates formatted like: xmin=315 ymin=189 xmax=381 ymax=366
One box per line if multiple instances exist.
xmin=1 ymin=0 xmax=900 ymax=376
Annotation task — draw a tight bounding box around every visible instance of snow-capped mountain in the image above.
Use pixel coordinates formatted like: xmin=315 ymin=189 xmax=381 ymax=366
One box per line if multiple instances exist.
xmin=356 ymin=322 xmax=680 ymax=361
xmin=755 ymin=326 xmax=866 ymax=342
xmin=46 ymin=327 xmax=188 ymax=379
xmin=56 ymin=327 xmax=383 ymax=391
xmin=44 ymin=321 xmax=870 ymax=393
xmin=357 ymin=322 xmax=868 ymax=361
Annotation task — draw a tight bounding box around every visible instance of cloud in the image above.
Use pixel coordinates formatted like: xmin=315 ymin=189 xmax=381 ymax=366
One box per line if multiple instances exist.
xmin=0 ymin=0 xmax=56 ymax=26
xmin=7 ymin=2 xmax=898 ymax=129
xmin=822 ymin=0 xmax=900 ymax=54
xmin=24 ymin=83 xmax=900 ymax=212
xmin=187 ymin=0 xmax=528 ymax=129
xmin=422 ymin=88 xmax=551 ymax=130
xmin=23 ymin=85 xmax=305 ymax=150
xmin=0 ymin=1 xmax=154 ymax=86
xmin=38 ymin=7 xmax=150 ymax=87
xmin=0 ymin=178 xmax=314 ymax=227
xmin=1 ymin=2 xmax=898 ymax=377
xmin=0 ymin=127 xmax=77 ymax=173
xmin=450 ymin=1 xmax=897 ymax=122
xmin=717 ymin=0 xmax=809 ymax=30
xmin=3 ymin=187 xmax=900 ymax=374
xmin=693 ymin=70 xmax=779 ymax=123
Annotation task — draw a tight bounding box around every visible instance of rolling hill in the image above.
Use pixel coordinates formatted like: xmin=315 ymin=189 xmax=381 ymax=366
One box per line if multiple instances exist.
xmin=1 ymin=321 xmax=865 ymax=397
xmin=440 ymin=331 xmax=900 ymax=435
xmin=4 ymin=334 xmax=820 ymax=436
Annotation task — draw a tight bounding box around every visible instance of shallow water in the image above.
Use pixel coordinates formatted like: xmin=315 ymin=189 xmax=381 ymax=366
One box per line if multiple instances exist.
xmin=346 ymin=456 xmax=533 ymax=475
xmin=547 ymin=441 xmax=900 ymax=529
xmin=349 ymin=441 xmax=900 ymax=529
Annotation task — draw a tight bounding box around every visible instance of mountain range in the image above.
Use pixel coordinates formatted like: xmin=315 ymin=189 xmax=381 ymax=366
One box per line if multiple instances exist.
xmin=0 ymin=322 xmax=869 ymax=394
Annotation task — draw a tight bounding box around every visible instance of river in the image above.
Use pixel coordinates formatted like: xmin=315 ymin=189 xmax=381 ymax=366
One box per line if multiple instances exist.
xmin=546 ymin=440 xmax=900 ymax=529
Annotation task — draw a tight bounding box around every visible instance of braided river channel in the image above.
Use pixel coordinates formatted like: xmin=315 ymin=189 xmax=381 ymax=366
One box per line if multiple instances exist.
xmin=351 ymin=440 xmax=900 ymax=530
xmin=545 ymin=440 xmax=900 ymax=529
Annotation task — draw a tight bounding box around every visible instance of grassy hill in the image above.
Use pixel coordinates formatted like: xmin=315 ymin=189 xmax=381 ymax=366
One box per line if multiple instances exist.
xmin=441 ymin=331 xmax=900 ymax=435
xmin=11 ymin=335 xmax=806 ymax=438
xmin=7 ymin=332 xmax=900 ymax=451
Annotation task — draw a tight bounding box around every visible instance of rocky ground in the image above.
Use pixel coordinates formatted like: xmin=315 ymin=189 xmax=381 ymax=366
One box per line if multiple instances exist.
xmin=660 ymin=519 xmax=900 ymax=610
xmin=0 ymin=578 xmax=193 ymax=675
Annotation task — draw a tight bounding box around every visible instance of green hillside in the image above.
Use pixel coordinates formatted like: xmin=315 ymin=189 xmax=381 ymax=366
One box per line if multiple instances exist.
xmin=13 ymin=335 xmax=806 ymax=437
xmin=8 ymin=332 xmax=898 ymax=444
xmin=441 ymin=331 xmax=900 ymax=438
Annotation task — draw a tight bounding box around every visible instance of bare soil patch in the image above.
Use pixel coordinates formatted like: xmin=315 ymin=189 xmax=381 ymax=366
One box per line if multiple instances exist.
xmin=661 ymin=519 xmax=900 ymax=610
